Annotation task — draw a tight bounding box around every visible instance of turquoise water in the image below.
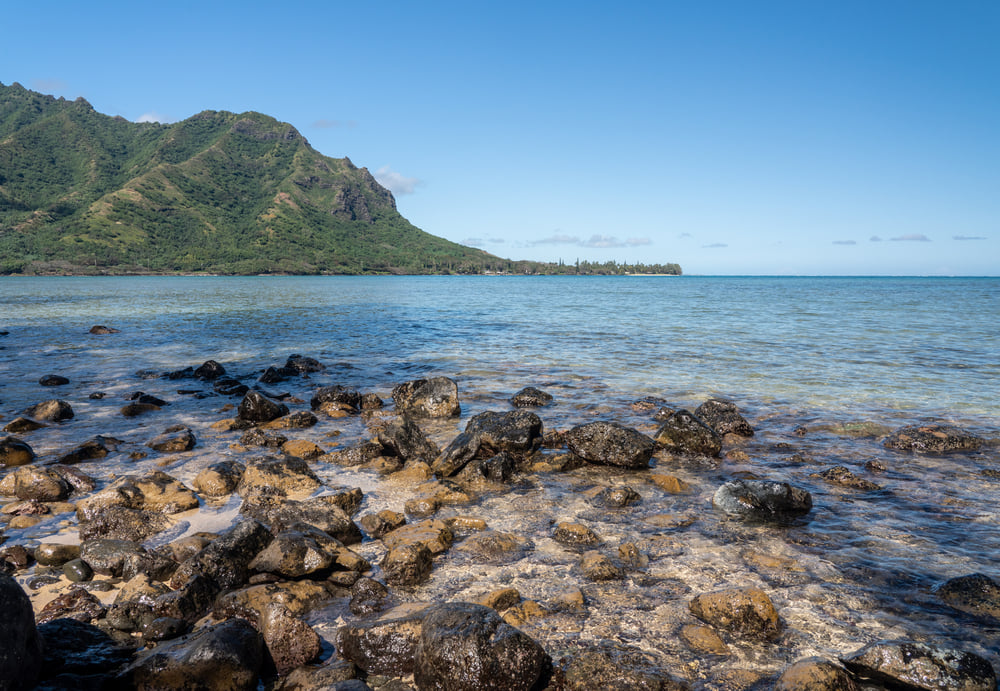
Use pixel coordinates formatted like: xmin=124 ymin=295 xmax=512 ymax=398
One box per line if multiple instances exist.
xmin=1 ymin=275 xmax=998 ymax=685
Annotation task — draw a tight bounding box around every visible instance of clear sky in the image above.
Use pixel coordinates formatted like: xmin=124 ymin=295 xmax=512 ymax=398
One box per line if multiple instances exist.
xmin=3 ymin=1 xmax=998 ymax=275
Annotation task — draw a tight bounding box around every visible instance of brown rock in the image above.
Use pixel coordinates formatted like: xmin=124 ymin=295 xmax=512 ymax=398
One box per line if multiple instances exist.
xmin=689 ymin=587 xmax=781 ymax=640
xmin=679 ymin=623 xmax=730 ymax=656
xmin=775 ymin=658 xmax=859 ymax=691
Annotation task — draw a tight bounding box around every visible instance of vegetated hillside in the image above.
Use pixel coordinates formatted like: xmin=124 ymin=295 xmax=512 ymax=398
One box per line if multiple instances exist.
xmin=0 ymin=81 xmax=500 ymax=275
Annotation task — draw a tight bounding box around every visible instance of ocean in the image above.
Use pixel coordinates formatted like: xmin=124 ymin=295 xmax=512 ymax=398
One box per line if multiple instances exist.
xmin=1 ymin=275 xmax=998 ymax=686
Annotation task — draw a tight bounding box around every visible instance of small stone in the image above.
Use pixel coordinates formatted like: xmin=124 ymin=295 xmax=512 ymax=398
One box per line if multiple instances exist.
xmin=579 ymin=551 xmax=624 ymax=581
xmin=63 ymin=558 xmax=94 ymax=582
xmin=554 ymin=522 xmax=601 ymax=547
xmin=39 ymin=374 xmax=70 ymax=386
xmin=475 ymin=587 xmax=521 ymax=612
xmin=649 ymin=473 xmax=690 ymax=493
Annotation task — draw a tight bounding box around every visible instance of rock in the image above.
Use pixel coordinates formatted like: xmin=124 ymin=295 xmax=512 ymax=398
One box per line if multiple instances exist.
xmin=36 ymin=618 xmax=133 ymax=686
xmin=310 ymin=384 xmax=361 ymax=412
xmin=143 ymin=616 xmax=188 ymax=642
xmin=262 ymin=410 xmax=319 ymax=430
xmin=593 ymin=485 xmax=642 ymax=507
xmin=259 ymin=603 xmax=323 ymax=676
xmin=654 ymin=409 xmax=722 ymax=457
xmin=337 ymin=603 xmax=431 ymax=676
xmin=273 ymin=658 xmax=362 ymax=690
xmin=36 ymin=587 xmax=106 ymax=625
xmin=89 ymin=325 xmax=119 ymax=334
xmin=0 ymin=574 xmax=43 ymax=690
xmin=237 ymin=456 xmax=324 ymax=500
xmin=215 ymin=378 xmax=249 ymax=397
xmin=194 ymin=460 xmax=246 ymax=497
xmin=241 ymin=427 xmax=289 ymax=448
xmin=476 ymin=587 xmax=521 ymax=612
xmin=350 ymin=577 xmax=390 ymax=616
xmin=63 ymin=558 xmax=94 ymax=582
xmin=841 ymin=640 xmax=996 ymax=691
xmin=813 ymin=465 xmax=882 ymax=490
xmin=34 ymin=543 xmax=81 ymax=566
xmin=146 ymin=425 xmax=197 ymax=452
xmin=6 ymin=465 xmax=71 ymax=501
xmin=78 ymin=505 xmax=174 ymax=542
xmin=413 ymin=602 xmax=551 ymax=691
xmin=169 ymin=518 xmax=274 ymax=591
xmin=554 ymin=522 xmax=601 ymax=547
xmin=713 ymin=478 xmax=813 ymax=522
xmin=39 ymin=374 xmax=70 ymax=386
xmin=937 ymin=573 xmax=1000 ymax=620
xmin=57 ymin=435 xmax=121 ymax=464
xmin=679 ymin=624 xmax=729 ymax=656
xmin=359 ymin=510 xmax=406 ymax=539
xmin=120 ymin=401 xmax=161 ymax=417
xmin=79 ymin=538 xmax=146 ymax=577
xmin=195 ymin=359 xmax=227 ymax=380
xmin=377 ymin=415 xmax=439 ymax=462
xmin=381 ymin=542 xmax=433 ymax=586
xmin=76 ymin=470 xmax=199 ymax=520
xmin=565 ymin=421 xmax=656 ymax=469
xmin=695 ymin=399 xmax=754 ymax=437
xmin=51 ymin=464 xmax=97 ymax=492
xmin=1 ymin=545 xmax=34 ymax=572
xmin=238 ymin=390 xmax=289 ymax=423
xmin=884 ymin=424 xmax=985 ymax=453
xmin=558 ymin=642 xmax=688 ymax=690
xmin=282 ymin=439 xmax=326 ymax=460
xmin=775 ymin=658 xmax=859 ymax=691
xmin=455 ymin=530 xmax=533 ymax=564
xmin=114 ymin=618 xmax=265 ymax=691
xmin=391 ymin=377 xmax=461 ymax=418
xmin=579 ymin=551 xmax=624 ymax=581
xmin=2 ymin=417 xmax=46 ymax=434
xmin=509 ymin=386 xmax=553 ymax=407
xmin=248 ymin=528 xmax=338 ymax=578
xmin=0 ymin=437 xmax=36 ymax=467
xmin=689 ymin=586 xmax=782 ymax=640
xmin=240 ymin=495 xmax=362 ymax=545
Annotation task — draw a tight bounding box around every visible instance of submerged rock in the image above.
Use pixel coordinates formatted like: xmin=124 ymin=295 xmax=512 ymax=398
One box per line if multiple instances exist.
xmin=713 ymin=478 xmax=813 ymax=522
xmin=654 ymin=409 xmax=722 ymax=457
xmin=840 ymin=640 xmax=996 ymax=691
xmin=39 ymin=374 xmax=70 ymax=386
xmin=775 ymin=658 xmax=859 ymax=691
xmin=558 ymin=642 xmax=688 ymax=690
xmin=57 ymin=435 xmax=120 ymax=464
xmin=884 ymin=424 xmax=984 ymax=453
xmin=937 ymin=573 xmax=1000 ymax=621
xmin=146 ymin=424 xmax=197 ymax=453
xmin=22 ymin=399 xmax=74 ymax=422
xmin=510 ymin=386 xmax=553 ymax=407
xmin=689 ymin=586 xmax=782 ymax=640
xmin=565 ymin=421 xmax=656 ymax=469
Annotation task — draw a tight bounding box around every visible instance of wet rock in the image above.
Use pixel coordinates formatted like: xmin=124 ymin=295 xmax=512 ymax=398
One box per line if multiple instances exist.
xmin=337 ymin=603 xmax=431 ymax=676
xmin=413 ymin=602 xmax=551 ymax=691
xmin=3 ymin=417 xmax=46 ymax=434
xmin=689 ymin=586 xmax=782 ymax=640
xmin=237 ymin=456 xmax=323 ymax=500
xmin=281 ymin=439 xmax=325 ymax=460
xmin=34 ymin=543 xmax=81 ymax=566
xmin=259 ymin=602 xmax=323 ymax=676
xmin=695 ymin=399 xmax=754 ymax=437
xmin=381 ymin=542 xmax=434 ymax=586
xmin=248 ymin=527 xmax=339 ymax=578
xmin=63 ymin=558 xmax=94 ymax=582
xmin=238 ymin=389 xmax=290 ymax=423
xmin=350 ymin=577 xmax=390 ymax=616
xmin=594 ymin=485 xmax=642 ymax=507
xmin=0 ymin=545 xmax=34 ymax=572
xmin=558 ymin=642 xmax=688 ymax=690
xmin=195 ymin=359 xmax=227 ymax=380
xmin=57 ymin=435 xmax=121 ymax=464
xmin=325 ymin=441 xmax=385 ymax=467
xmin=214 ymin=579 xmax=334 ymax=622
xmin=146 ymin=424 xmax=196 ymax=452
xmin=359 ymin=510 xmax=406 ymax=539
xmin=262 ymin=410 xmax=319 ymax=430
xmin=649 ymin=473 xmax=690 ymax=493
xmin=510 ymin=386 xmax=553 ymax=407
xmin=51 ymin=464 xmax=97 ymax=493
xmin=275 ymin=658 xmax=362 ymax=690
xmin=476 ymin=587 xmax=522 ymax=612
xmin=215 ymin=377 xmax=250 ymax=397
xmin=884 ymin=424 xmax=985 ymax=453
xmin=391 ymin=376 xmax=461 ymax=418
xmin=554 ymin=522 xmax=601 ymax=547
xmin=169 ymin=518 xmax=274 ymax=591
xmin=937 ymin=573 xmax=1000 ymax=620
xmin=0 ymin=436 xmax=36 ymax=467
xmin=813 ymin=465 xmax=882 ymax=490
xmin=679 ymin=624 xmax=729 ymax=656
xmin=80 ymin=538 xmax=147 ymax=577
xmin=286 ymin=354 xmax=326 ymax=374
xmin=579 ymin=551 xmax=624 ymax=581
xmin=120 ymin=401 xmax=162 ymax=417
xmin=310 ymin=385 xmax=362 ymax=413
xmin=241 ymin=495 xmax=362 ymax=545
xmin=114 ymin=618 xmax=265 ymax=691
xmin=36 ymin=586 xmax=106 ymax=625
xmin=143 ymin=616 xmax=189 ymax=642
xmin=76 ymin=470 xmax=199 ymax=520
xmin=36 ymin=618 xmax=133 ymax=687
xmin=377 ymin=415 xmax=439 ymax=462
xmin=194 ymin=460 xmax=246 ymax=497
xmin=713 ymin=478 xmax=813 ymax=522
xmin=6 ymin=465 xmax=71 ymax=501
xmin=455 ymin=530 xmax=533 ymax=564
xmin=89 ymin=325 xmax=119 ymax=334
xmin=259 ymin=365 xmax=293 ymax=384
xmin=565 ymin=421 xmax=656 ymax=469
xmin=841 ymin=640 xmax=996 ymax=691
xmin=154 ymin=573 xmax=220 ymax=624
xmin=39 ymin=374 xmax=70 ymax=386
xmin=78 ymin=505 xmax=174 ymax=542
xmin=654 ymin=409 xmax=722 ymax=457
xmin=0 ymin=573 xmax=43 ymax=689
xmin=775 ymin=658 xmax=859 ymax=691
xmin=240 ymin=427 xmax=289 ymax=448
xmin=383 ymin=519 xmax=454 ymax=556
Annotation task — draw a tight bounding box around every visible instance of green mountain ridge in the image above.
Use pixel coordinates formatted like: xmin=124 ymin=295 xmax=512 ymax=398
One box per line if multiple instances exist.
xmin=0 ymin=82 xmax=681 ymax=276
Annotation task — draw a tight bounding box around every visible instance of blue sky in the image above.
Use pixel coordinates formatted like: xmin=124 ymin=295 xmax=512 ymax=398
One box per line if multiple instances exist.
xmin=3 ymin=1 xmax=998 ymax=274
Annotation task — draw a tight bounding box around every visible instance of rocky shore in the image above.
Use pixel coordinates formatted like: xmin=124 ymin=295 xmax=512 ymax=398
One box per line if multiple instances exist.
xmin=1 ymin=337 xmax=998 ymax=690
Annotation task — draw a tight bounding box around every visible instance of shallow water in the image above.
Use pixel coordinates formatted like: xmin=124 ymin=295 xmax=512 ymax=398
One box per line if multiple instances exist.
xmin=1 ymin=275 xmax=998 ymax=687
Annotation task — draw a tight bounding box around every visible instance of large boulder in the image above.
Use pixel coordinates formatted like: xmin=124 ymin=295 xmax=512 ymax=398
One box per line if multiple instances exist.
xmin=436 ymin=411 xmax=544 ymax=476
xmin=392 ymin=377 xmax=461 ymax=418
xmin=337 ymin=603 xmax=431 ymax=676
xmin=377 ymin=415 xmax=439 ymax=462
xmin=76 ymin=470 xmax=199 ymax=521
xmin=35 ymin=618 xmax=134 ymax=688
xmin=237 ymin=390 xmax=289 ymax=424
xmin=5 ymin=465 xmax=71 ymax=501
xmin=654 ymin=410 xmax=722 ymax=457
xmin=0 ymin=574 xmax=43 ymax=690
xmin=884 ymin=424 xmax=984 ymax=453
xmin=713 ymin=478 xmax=812 ymax=522
xmin=413 ymin=602 xmax=551 ymax=691
xmin=0 ymin=437 xmax=35 ymax=467
xmin=241 ymin=495 xmax=362 ymax=545
xmin=236 ymin=456 xmax=323 ymax=500
xmin=310 ymin=385 xmax=362 ymax=413
xmin=840 ymin=640 xmax=996 ymax=691
xmin=695 ymin=399 xmax=754 ymax=437
xmin=169 ymin=518 xmax=274 ymax=591
xmin=565 ymin=421 xmax=655 ymax=469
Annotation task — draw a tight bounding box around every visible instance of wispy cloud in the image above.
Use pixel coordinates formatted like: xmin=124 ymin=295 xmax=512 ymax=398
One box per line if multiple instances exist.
xmin=870 ymin=236 xmax=883 ymax=242
xmin=464 ymin=237 xmax=506 ymax=247
xmin=703 ymin=243 xmax=728 ymax=249
xmin=890 ymin=233 xmax=931 ymax=242
xmin=530 ymin=234 xmax=651 ymax=248
xmin=953 ymin=235 xmax=986 ymax=241
xmin=531 ymin=234 xmax=580 ymax=245
xmin=312 ymin=119 xmax=358 ymax=129
xmin=137 ymin=111 xmax=173 ymax=124
xmin=833 ymin=240 xmax=857 ymax=245
xmin=374 ymin=166 xmax=422 ymax=195
xmin=678 ymin=232 xmax=693 ymax=239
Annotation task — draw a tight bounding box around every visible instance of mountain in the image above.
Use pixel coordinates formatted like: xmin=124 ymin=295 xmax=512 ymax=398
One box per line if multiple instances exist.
xmin=0 ymin=81 xmax=501 ymax=275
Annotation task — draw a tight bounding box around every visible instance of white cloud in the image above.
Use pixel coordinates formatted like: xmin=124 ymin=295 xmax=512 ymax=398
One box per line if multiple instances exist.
xmin=531 ymin=234 xmax=581 ymax=245
xmin=953 ymin=235 xmax=986 ymax=241
xmin=833 ymin=240 xmax=857 ymax=245
xmin=890 ymin=233 xmax=931 ymax=242
xmin=703 ymin=243 xmax=728 ymax=249
xmin=870 ymin=236 xmax=883 ymax=242
xmin=464 ymin=237 xmax=506 ymax=247
xmin=531 ymin=234 xmax=651 ymax=248
xmin=374 ymin=166 xmax=422 ymax=195
xmin=137 ymin=111 xmax=173 ymax=124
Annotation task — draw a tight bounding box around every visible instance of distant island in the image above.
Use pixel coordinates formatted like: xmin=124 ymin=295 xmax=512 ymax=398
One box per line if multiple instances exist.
xmin=0 ymin=82 xmax=680 ymax=277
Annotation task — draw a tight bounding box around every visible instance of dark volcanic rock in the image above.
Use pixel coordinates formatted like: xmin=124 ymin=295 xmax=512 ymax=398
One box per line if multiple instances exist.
xmin=695 ymin=399 xmax=754 ymax=437
xmin=350 ymin=577 xmax=390 ymax=616
xmin=841 ymin=640 xmax=996 ymax=691
xmin=689 ymin=587 xmax=782 ymax=640
xmin=436 ymin=410 xmax=543 ymax=476
xmin=57 ymin=435 xmax=120 ymax=464
xmin=23 ymin=399 xmax=74 ymax=422
xmin=0 ymin=436 xmax=36 ymax=467
xmin=39 ymin=374 xmax=70 ymax=386
xmin=169 ymin=518 xmax=274 ymax=591
xmin=236 ymin=456 xmax=323 ymax=500
xmin=381 ymin=542 xmax=433 ymax=586
xmin=775 ymin=658 xmax=860 ymax=691
xmin=286 ymin=354 xmax=326 ymax=374
xmin=146 ymin=425 xmax=196 ymax=453
xmin=89 ymin=325 xmax=120 ymax=334
xmin=884 ymin=424 xmax=985 ymax=453
xmin=510 ymin=386 xmax=553 ymax=407
xmin=559 ymin=642 xmax=688 ymax=690
xmin=8 ymin=465 xmax=72 ymax=501
xmin=413 ymin=602 xmax=551 ymax=691
xmin=36 ymin=618 xmax=134 ymax=686
xmin=377 ymin=415 xmax=439 ymax=462
xmin=195 ymin=359 xmax=226 ymax=380
xmin=3 ymin=417 xmax=46 ymax=434
xmin=78 ymin=505 xmax=173 ymax=542
xmin=258 ymin=603 xmax=323 ymax=676
xmin=36 ymin=587 xmax=106 ymax=625
xmin=310 ymin=385 xmax=362 ymax=412
xmin=654 ymin=409 xmax=722 ymax=457
xmin=937 ymin=573 xmax=1000 ymax=620
xmin=391 ymin=376 xmax=461 ymax=418
xmin=238 ymin=390 xmax=289 ymax=423
xmin=114 ymin=618 xmax=265 ymax=691
xmin=337 ymin=603 xmax=431 ymax=676
xmin=565 ymin=421 xmax=656 ymax=469
xmin=0 ymin=574 xmax=43 ymax=690
xmin=713 ymin=478 xmax=812 ymax=522
xmin=214 ymin=377 xmax=250 ymax=397
xmin=240 ymin=494 xmax=362 ymax=545
xmin=194 ymin=460 xmax=246 ymax=497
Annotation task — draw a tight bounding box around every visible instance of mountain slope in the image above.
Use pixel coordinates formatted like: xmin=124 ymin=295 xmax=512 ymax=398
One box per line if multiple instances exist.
xmin=0 ymin=81 xmax=498 ymax=274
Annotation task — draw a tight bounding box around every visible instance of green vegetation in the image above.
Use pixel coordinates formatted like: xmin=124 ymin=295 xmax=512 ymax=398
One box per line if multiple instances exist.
xmin=0 ymin=82 xmax=680 ymax=276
